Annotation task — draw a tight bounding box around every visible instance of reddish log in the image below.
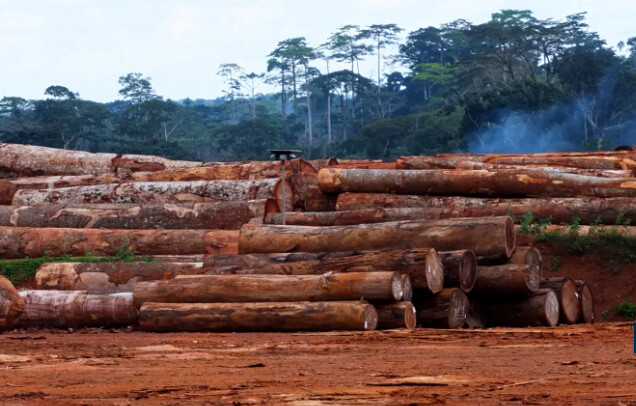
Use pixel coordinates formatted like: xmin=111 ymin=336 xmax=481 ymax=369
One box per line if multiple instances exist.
xmin=454 ymin=161 xmax=633 ymax=178
xmin=540 ymin=277 xmax=580 ymax=324
xmin=375 ymin=302 xmax=416 ymax=330
xmin=15 ymin=290 xmax=137 ymax=328
xmin=238 ymin=217 xmax=516 ymax=259
xmin=139 ymin=301 xmax=378 ymax=332
xmin=0 ymin=275 xmax=25 ymax=332
xmin=0 ymin=227 xmax=239 ymax=259
xmin=318 ymin=168 xmax=636 ymax=198
xmin=0 ymin=201 xmax=265 ymax=229
xmin=575 ymin=280 xmax=594 ymax=324
xmin=482 ymin=289 xmax=560 ymax=327
xmin=437 ymin=250 xmax=477 ymax=293
xmin=307 ymin=158 xmax=339 ymax=171
xmin=133 ymin=272 xmax=405 ymax=308
xmin=415 ymin=288 xmax=469 ymax=329
xmin=264 ymin=208 xmax=443 ymax=226
xmin=289 ymin=173 xmax=336 ymax=212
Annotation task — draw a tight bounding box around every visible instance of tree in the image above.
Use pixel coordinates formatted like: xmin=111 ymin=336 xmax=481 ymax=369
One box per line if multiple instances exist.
xmin=269 ymin=37 xmax=315 ymax=113
xmin=44 ymin=86 xmax=78 ymax=100
xmin=362 ymin=24 xmax=404 ymax=96
xmin=239 ymin=71 xmax=266 ymax=119
xmin=267 ymin=56 xmax=290 ymax=120
xmin=118 ymin=73 xmax=157 ymax=103
xmin=217 ymin=63 xmax=244 ymax=124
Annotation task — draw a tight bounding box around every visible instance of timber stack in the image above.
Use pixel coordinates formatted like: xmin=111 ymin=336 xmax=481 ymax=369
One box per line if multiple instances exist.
xmin=0 ymin=143 xmax=613 ymax=332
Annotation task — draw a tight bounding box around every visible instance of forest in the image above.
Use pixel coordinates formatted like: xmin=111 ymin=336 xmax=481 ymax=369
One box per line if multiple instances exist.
xmin=1 ymin=10 xmax=636 ymax=161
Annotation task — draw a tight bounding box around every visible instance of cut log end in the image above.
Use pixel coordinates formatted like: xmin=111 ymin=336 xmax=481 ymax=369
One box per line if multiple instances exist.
xmin=576 ymin=281 xmax=594 ymax=323
xmin=425 ymin=248 xmax=444 ymax=293
xmin=375 ymin=302 xmax=416 ymax=330
xmin=505 ymin=216 xmax=516 ymax=258
xmin=448 ymin=289 xmax=470 ymax=329
xmin=560 ymin=278 xmax=581 ymax=324
xmin=525 ymin=264 xmax=541 ymax=292
xmin=459 ymin=251 xmax=477 ymax=293
xmin=391 ymin=273 xmax=405 ymax=301
xmin=401 ymin=274 xmax=413 ymax=302
xmin=544 ymin=289 xmax=560 ymax=327
xmin=363 ymin=305 xmax=379 ymax=331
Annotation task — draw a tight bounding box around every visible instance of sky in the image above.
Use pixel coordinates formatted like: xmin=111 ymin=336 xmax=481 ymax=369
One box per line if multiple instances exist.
xmin=1 ymin=0 xmax=635 ymax=103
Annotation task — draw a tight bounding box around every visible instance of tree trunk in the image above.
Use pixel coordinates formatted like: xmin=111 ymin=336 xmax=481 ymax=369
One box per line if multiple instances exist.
xmin=0 ymin=275 xmax=25 ymax=332
xmin=335 ymin=193 xmax=636 ymax=225
xmin=15 ymin=290 xmax=138 ymax=329
xmin=474 ymin=264 xmax=540 ymax=296
xmin=238 ymin=217 xmax=516 ymax=260
xmin=0 ymin=227 xmax=239 ymax=259
xmin=575 ymin=280 xmax=594 ymax=324
xmin=138 ymin=301 xmax=378 ymax=332
xmin=133 ymin=272 xmax=405 ymax=308
xmin=12 ymin=179 xmax=288 ymax=209
xmin=455 ymin=161 xmax=633 ymax=178
xmin=0 ymin=143 xmax=201 ymax=177
xmin=437 ymin=250 xmax=477 ymax=293
xmin=414 ymin=288 xmax=469 ymax=329
xmin=482 ymin=289 xmax=560 ymax=327
xmin=318 ymin=168 xmax=636 ymax=198
xmin=375 ymin=302 xmax=416 ymax=330
xmin=540 ymin=277 xmax=580 ymax=324
xmin=0 ymin=201 xmax=266 ymax=229
xmin=195 ymin=248 xmax=443 ymax=293
xmin=35 ymin=261 xmax=205 ymax=291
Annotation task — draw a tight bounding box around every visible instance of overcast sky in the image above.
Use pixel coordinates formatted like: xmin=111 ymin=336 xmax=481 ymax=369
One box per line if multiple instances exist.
xmin=1 ymin=0 xmax=634 ymax=102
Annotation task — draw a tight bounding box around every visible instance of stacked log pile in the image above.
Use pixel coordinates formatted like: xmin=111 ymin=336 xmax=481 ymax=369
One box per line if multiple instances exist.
xmin=0 ymin=143 xmax=610 ymax=332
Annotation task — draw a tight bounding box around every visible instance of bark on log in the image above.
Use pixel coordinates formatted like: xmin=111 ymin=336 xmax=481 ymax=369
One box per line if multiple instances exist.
xmin=437 ymin=250 xmax=477 ymax=293
xmin=482 ymin=155 xmax=636 ymax=170
xmin=138 ymin=301 xmax=378 ymax=333
xmin=540 ymin=277 xmax=580 ymax=324
xmin=477 ymin=246 xmax=543 ymax=267
xmin=455 ymin=161 xmax=633 ymax=178
xmin=15 ymin=290 xmax=138 ymax=328
xmin=133 ymin=272 xmax=405 ymax=308
xmin=482 ymin=289 xmax=560 ymax=327
xmin=318 ymin=168 xmax=636 ymax=198
xmin=238 ymin=217 xmax=516 ymax=259
xmin=12 ymin=179 xmax=287 ymax=209
xmin=289 ymin=173 xmax=336 ymax=212
xmin=307 ymin=158 xmax=339 ymax=171
xmin=396 ymin=156 xmax=460 ymax=169
xmin=375 ymin=302 xmax=416 ymax=330
xmin=0 ymin=201 xmax=265 ymax=229
xmin=264 ymin=208 xmax=443 ymax=226
xmin=200 ymin=249 xmax=444 ymax=292
xmin=335 ymin=193 xmax=636 ymax=225
xmin=473 ymin=264 xmax=540 ymax=296
xmin=0 ymin=227 xmax=239 ymax=259
xmin=414 ymin=288 xmax=469 ymax=329
xmin=0 ymin=143 xmax=201 ymax=177
xmin=35 ymin=262 xmax=205 ymax=291
xmin=0 ymin=275 xmax=25 ymax=332
xmin=575 ymin=280 xmax=594 ymax=324
xmin=328 ymin=162 xmax=397 ymax=170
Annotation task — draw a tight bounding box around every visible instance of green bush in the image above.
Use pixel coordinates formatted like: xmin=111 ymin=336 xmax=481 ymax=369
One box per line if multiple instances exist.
xmin=613 ymin=302 xmax=636 ymax=320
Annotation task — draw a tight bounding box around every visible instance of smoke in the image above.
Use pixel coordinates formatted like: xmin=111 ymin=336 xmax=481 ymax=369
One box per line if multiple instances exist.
xmin=467 ymin=71 xmax=636 ymax=153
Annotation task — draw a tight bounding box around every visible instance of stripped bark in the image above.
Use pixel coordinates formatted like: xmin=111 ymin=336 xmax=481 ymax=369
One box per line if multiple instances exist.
xmin=0 ymin=227 xmax=239 ymax=259
xmin=139 ymin=301 xmax=378 ymax=332
xmin=238 ymin=217 xmax=516 ymax=259
xmin=0 ymin=201 xmax=265 ymax=229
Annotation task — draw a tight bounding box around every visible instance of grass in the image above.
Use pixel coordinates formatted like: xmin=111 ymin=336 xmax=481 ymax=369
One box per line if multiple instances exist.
xmin=613 ymin=301 xmax=636 ymax=321
xmin=0 ymin=239 xmax=157 ymax=286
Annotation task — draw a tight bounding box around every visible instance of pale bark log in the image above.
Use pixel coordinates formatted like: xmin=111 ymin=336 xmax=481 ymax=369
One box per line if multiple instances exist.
xmin=238 ymin=217 xmax=516 ymax=259
xmin=414 ymin=288 xmax=469 ymax=329
xmin=375 ymin=302 xmax=416 ymax=330
xmin=437 ymin=250 xmax=477 ymax=293
xmin=0 ymin=275 xmax=25 ymax=331
xmin=318 ymin=168 xmax=636 ymax=198
xmin=138 ymin=301 xmax=378 ymax=332
xmin=0 ymin=201 xmax=265 ymax=229
xmin=133 ymin=272 xmax=404 ymax=308
xmin=0 ymin=227 xmax=238 ymax=259
xmin=15 ymin=290 xmax=138 ymax=328
xmin=482 ymin=289 xmax=560 ymax=327
xmin=540 ymin=277 xmax=580 ymax=324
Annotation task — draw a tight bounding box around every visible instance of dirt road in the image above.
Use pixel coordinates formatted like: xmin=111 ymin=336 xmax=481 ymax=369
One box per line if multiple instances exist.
xmin=0 ymin=323 xmax=634 ymax=405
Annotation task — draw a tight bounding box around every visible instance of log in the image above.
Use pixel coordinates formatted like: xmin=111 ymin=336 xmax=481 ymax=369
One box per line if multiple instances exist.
xmin=509 ymin=247 xmax=543 ymax=269
xmin=396 ymin=156 xmax=460 ymax=169
xmin=483 ymin=155 xmax=636 ymax=170
xmin=328 ymin=162 xmax=397 ymax=170
xmin=201 ymin=249 xmax=443 ymax=292
xmin=473 ymin=264 xmax=540 ymax=296
xmin=375 ymin=302 xmax=416 ymax=330
xmin=133 ymin=272 xmax=405 ymax=308
xmin=0 ymin=201 xmax=266 ymax=229
xmin=454 ymin=161 xmax=633 ymax=178
xmin=35 ymin=262 xmax=205 ymax=291
xmin=0 ymin=143 xmax=201 ymax=177
xmin=540 ymin=277 xmax=580 ymax=324
xmin=307 ymin=158 xmax=339 ymax=171
xmin=575 ymin=280 xmax=594 ymax=323
xmin=12 ymin=179 xmax=289 ymax=210
xmin=15 ymin=290 xmax=138 ymax=328
xmin=0 ymin=227 xmax=239 ymax=259
xmin=335 ymin=193 xmax=636 ymax=225
xmin=264 ymin=208 xmax=442 ymax=226
xmin=289 ymin=173 xmax=336 ymax=212
xmin=318 ymin=168 xmax=636 ymax=198
xmin=0 ymin=275 xmax=25 ymax=331
xmin=482 ymin=289 xmax=560 ymax=327
xmin=238 ymin=217 xmax=516 ymax=259
xmin=414 ymin=288 xmax=469 ymax=329
xmin=437 ymin=250 xmax=477 ymax=293
xmin=465 ymin=297 xmax=486 ymax=328
xmin=138 ymin=301 xmax=378 ymax=333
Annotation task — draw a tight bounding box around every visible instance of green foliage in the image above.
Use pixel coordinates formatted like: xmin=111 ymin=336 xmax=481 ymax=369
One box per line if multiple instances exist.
xmin=613 ymin=302 xmax=636 ymax=320
xmin=518 ymin=211 xmax=552 ymax=235
xmin=550 ymin=256 xmax=562 ymax=272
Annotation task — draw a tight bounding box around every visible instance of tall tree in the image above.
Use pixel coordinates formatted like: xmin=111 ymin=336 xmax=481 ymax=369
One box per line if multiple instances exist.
xmin=118 ymin=73 xmax=157 ymax=103
xmin=362 ymin=24 xmax=404 ymax=96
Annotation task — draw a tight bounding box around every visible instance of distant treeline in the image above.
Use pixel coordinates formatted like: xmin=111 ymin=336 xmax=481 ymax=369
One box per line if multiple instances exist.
xmin=2 ymin=10 xmax=636 ymax=161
